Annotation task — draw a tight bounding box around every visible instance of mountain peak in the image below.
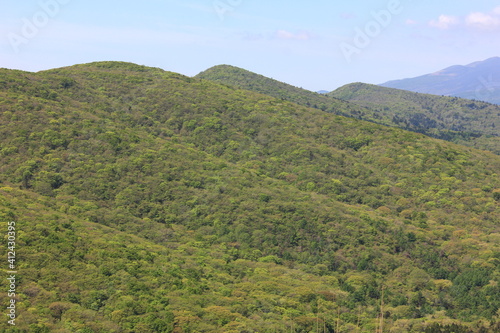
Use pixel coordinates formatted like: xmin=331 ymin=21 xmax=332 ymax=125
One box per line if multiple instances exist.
xmin=45 ymin=61 xmax=168 ymax=75
xmin=380 ymin=57 xmax=500 ymax=104
xmin=198 ymin=64 xmax=254 ymax=75
xmin=467 ymin=56 xmax=500 ymax=68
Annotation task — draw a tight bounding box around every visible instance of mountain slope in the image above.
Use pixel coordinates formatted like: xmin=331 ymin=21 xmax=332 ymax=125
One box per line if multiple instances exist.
xmin=197 ymin=64 xmax=500 ymax=154
xmin=330 ymin=82 xmax=500 ymax=154
xmin=2 ymin=185 xmax=371 ymax=332
xmin=0 ymin=61 xmax=499 ymax=332
xmin=195 ymin=64 xmax=368 ymax=117
xmin=380 ymin=57 xmax=500 ymax=104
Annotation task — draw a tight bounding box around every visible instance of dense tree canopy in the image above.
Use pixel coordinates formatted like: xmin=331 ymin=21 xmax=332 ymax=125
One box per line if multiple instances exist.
xmin=0 ymin=61 xmax=498 ymax=332
xmin=196 ymin=65 xmax=500 ymax=154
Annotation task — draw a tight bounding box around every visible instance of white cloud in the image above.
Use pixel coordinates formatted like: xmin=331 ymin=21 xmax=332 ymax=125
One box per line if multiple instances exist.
xmin=429 ymin=7 xmax=500 ymax=31
xmin=429 ymin=15 xmax=459 ymax=30
xmin=275 ymin=30 xmax=312 ymax=41
xmin=466 ymin=11 xmax=500 ymax=30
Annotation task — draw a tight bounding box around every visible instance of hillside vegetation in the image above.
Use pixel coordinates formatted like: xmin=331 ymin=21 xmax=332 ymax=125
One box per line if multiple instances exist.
xmin=197 ymin=65 xmax=500 ymax=154
xmin=195 ymin=65 xmax=367 ymax=116
xmin=0 ymin=62 xmax=499 ymax=332
xmin=330 ymin=83 xmax=500 ymax=154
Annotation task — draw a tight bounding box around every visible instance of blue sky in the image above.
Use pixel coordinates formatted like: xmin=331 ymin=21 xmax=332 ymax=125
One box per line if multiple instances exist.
xmin=1 ymin=0 xmax=500 ymax=91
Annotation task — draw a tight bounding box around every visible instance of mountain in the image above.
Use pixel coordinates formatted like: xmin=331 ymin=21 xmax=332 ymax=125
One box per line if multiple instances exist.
xmin=380 ymin=57 xmax=500 ymax=104
xmin=329 ymin=82 xmax=500 ymax=154
xmin=195 ymin=64 xmax=366 ymax=117
xmin=0 ymin=61 xmax=499 ymax=332
xmin=197 ymin=64 xmax=500 ymax=154
xmin=317 ymin=90 xmax=329 ymax=94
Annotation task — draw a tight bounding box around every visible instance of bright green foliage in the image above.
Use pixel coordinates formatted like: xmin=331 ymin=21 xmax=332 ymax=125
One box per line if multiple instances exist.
xmin=0 ymin=62 xmax=498 ymax=332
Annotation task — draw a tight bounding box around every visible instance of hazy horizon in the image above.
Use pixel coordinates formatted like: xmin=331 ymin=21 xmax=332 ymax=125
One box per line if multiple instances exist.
xmin=2 ymin=0 xmax=500 ymax=91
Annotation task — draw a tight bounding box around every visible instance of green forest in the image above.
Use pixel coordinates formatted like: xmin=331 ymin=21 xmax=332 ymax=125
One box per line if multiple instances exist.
xmin=329 ymin=83 xmax=500 ymax=154
xmin=0 ymin=61 xmax=499 ymax=332
xmin=196 ymin=65 xmax=500 ymax=154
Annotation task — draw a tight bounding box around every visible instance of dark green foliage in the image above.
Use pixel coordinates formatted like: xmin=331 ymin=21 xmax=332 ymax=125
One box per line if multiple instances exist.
xmin=330 ymin=83 xmax=500 ymax=154
xmin=424 ymin=323 xmax=473 ymax=333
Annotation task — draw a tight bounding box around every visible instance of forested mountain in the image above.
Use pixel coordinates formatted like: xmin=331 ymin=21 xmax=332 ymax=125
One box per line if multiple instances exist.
xmin=0 ymin=61 xmax=499 ymax=332
xmin=380 ymin=57 xmax=500 ymax=105
xmin=195 ymin=64 xmax=366 ymax=117
xmin=330 ymin=83 xmax=500 ymax=154
xmin=196 ymin=65 xmax=500 ymax=154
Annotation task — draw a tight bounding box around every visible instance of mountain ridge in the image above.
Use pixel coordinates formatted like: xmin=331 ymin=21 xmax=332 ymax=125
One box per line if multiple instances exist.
xmin=380 ymin=57 xmax=500 ymax=104
xmin=197 ymin=63 xmax=500 ymax=154
xmin=195 ymin=64 xmax=361 ymax=115
xmin=330 ymin=82 xmax=500 ymax=133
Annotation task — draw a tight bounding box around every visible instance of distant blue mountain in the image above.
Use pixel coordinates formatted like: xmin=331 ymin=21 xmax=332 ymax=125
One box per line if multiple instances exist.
xmin=380 ymin=57 xmax=500 ymax=104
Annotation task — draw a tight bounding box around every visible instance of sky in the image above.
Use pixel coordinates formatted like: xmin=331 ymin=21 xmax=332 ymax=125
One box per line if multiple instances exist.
xmin=1 ymin=0 xmax=500 ymax=91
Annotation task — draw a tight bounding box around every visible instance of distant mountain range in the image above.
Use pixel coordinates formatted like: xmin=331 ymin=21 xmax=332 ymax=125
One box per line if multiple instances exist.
xmin=380 ymin=57 xmax=500 ymax=104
